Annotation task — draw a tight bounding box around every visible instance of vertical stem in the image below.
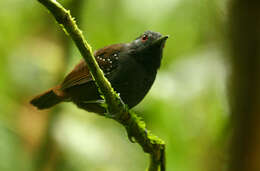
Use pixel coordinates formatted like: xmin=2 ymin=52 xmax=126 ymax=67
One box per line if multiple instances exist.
xmin=148 ymin=155 xmax=160 ymax=171
xmin=228 ymin=0 xmax=260 ymax=170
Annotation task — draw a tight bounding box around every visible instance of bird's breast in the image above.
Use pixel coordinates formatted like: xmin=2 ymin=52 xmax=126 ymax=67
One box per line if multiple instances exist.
xmin=108 ymin=56 xmax=157 ymax=108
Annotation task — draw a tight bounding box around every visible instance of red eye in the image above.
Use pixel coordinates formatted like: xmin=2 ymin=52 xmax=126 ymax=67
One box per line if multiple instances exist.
xmin=141 ymin=34 xmax=149 ymax=42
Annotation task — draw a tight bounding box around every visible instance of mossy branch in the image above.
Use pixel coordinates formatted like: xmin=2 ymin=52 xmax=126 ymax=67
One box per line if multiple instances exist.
xmin=37 ymin=0 xmax=165 ymax=170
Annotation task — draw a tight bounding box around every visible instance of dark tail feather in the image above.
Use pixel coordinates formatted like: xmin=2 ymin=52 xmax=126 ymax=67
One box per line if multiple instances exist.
xmin=30 ymin=86 xmax=64 ymax=109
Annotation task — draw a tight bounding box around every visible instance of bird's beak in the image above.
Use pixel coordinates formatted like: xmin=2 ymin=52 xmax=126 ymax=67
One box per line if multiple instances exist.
xmin=152 ymin=35 xmax=169 ymax=48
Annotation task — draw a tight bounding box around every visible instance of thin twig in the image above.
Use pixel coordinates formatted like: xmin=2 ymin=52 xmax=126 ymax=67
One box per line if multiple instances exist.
xmin=37 ymin=0 xmax=166 ymax=170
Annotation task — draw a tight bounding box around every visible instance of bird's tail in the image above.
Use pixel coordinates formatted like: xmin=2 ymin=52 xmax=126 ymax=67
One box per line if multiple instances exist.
xmin=30 ymin=85 xmax=65 ymax=110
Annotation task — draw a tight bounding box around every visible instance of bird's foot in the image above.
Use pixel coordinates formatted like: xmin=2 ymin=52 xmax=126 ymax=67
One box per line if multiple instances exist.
xmin=125 ymin=126 xmax=136 ymax=143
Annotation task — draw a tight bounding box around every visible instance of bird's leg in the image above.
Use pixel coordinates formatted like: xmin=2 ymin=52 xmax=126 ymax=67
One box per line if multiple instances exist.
xmin=75 ymin=100 xmax=106 ymax=115
xmin=82 ymin=99 xmax=105 ymax=104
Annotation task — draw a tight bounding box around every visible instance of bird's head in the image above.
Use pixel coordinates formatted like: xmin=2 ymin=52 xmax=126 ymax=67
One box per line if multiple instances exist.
xmin=128 ymin=31 xmax=168 ymax=71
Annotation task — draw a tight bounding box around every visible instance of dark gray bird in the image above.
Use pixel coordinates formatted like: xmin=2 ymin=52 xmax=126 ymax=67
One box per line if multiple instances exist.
xmin=30 ymin=31 xmax=168 ymax=114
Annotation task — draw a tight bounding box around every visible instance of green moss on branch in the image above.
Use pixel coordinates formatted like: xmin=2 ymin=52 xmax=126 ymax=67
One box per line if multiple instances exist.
xmin=37 ymin=0 xmax=166 ymax=170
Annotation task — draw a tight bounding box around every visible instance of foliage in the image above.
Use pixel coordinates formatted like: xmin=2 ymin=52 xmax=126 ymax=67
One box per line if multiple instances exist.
xmin=0 ymin=0 xmax=228 ymax=170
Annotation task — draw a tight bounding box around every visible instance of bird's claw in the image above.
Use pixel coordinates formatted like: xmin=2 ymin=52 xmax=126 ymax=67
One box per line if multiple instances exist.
xmin=105 ymin=112 xmax=116 ymax=118
xmin=126 ymin=127 xmax=135 ymax=143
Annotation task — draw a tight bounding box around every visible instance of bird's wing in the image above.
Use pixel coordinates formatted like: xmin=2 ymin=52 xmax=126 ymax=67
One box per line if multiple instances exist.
xmin=61 ymin=44 xmax=123 ymax=90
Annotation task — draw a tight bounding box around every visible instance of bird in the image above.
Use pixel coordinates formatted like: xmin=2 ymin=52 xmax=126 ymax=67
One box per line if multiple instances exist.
xmin=30 ymin=31 xmax=168 ymax=115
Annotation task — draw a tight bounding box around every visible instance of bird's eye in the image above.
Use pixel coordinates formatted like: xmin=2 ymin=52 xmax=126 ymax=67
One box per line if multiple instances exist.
xmin=141 ymin=34 xmax=149 ymax=42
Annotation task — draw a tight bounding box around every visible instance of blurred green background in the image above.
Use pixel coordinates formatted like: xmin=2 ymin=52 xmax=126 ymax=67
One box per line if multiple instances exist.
xmin=0 ymin=0 xmax=229 ymax=170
